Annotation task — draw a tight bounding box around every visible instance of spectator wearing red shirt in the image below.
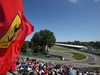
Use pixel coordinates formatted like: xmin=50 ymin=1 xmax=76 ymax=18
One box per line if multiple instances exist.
xmin=45 ymin=66 xmax=49 ymax=75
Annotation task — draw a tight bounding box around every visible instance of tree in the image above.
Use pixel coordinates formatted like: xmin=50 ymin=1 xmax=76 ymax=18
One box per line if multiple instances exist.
xmin=31 ymin=29 xmax=56 ymax=54
xmin=29 ymin=41 xmax=34 ymax=53
xmin=21 ymin=41 xmax=29 ymax=52
xmin=30 ymin=32 xmax=40 ymax=53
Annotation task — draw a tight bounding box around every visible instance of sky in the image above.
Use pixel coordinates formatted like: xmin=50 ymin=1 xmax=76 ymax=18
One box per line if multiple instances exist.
xmin=23 ymin=0 xmax=100 ymax=42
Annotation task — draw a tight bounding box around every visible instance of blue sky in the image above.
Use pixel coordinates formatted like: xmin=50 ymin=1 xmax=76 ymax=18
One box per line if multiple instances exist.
xmin=23 ymin=0 xmax=100 ymax=42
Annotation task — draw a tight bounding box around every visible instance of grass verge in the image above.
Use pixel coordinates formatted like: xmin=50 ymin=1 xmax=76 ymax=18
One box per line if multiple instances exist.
xmin=50 ymin=46 xmax=71 ymax=51
xmin=69 ymin=52 xmax=87 ymax=60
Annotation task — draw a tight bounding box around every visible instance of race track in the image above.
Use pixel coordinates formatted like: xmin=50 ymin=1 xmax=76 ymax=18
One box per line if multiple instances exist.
xmin=47 ymin=46 xmax=100 ymax=67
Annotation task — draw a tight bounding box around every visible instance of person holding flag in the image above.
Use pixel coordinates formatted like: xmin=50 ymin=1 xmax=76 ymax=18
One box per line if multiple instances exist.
xmin=0 ymin=0 xmax=34 ymax=74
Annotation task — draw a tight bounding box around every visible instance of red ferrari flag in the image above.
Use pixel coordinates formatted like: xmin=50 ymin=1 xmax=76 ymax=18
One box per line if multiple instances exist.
xmin=0 ymin=0 xmax=34 ymax=74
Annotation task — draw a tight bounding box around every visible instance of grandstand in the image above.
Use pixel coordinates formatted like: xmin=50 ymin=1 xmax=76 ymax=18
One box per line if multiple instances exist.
xmin=55 ymin=43 xmax=87 ymax=50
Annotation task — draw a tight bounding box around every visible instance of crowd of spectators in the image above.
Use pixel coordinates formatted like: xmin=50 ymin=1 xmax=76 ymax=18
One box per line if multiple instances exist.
xmin=7 ymin=56 xmax=100 ymax=75
xmin=75 ymin=68 xmax=99 ymax=75
xmin=7 ymin=56 xmax=73 ymax=75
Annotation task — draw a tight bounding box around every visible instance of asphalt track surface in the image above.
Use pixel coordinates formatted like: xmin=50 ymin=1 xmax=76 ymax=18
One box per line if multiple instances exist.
xmin=34 ymin=46 xmax=100 ymax=67
xmin=60 ymin=46 xmax=100 ymax=65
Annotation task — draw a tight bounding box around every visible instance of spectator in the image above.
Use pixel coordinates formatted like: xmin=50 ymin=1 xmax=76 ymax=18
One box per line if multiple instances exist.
xmin=65 ymin=68 xmax=73 ymax=75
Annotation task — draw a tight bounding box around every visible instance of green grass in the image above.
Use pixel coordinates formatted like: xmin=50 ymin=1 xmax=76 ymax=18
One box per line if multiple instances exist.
xmin=69 ymin=52 xmax=87 ymax=60
xmin=50 ymin=46 xmax=71 ymax=51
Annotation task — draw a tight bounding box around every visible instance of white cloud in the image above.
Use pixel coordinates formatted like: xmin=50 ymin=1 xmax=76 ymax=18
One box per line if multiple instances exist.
xmin=94 ymin=0 xmax=100 ymax=2
xmin=69 ymin=0 xmax=77 ymax=3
